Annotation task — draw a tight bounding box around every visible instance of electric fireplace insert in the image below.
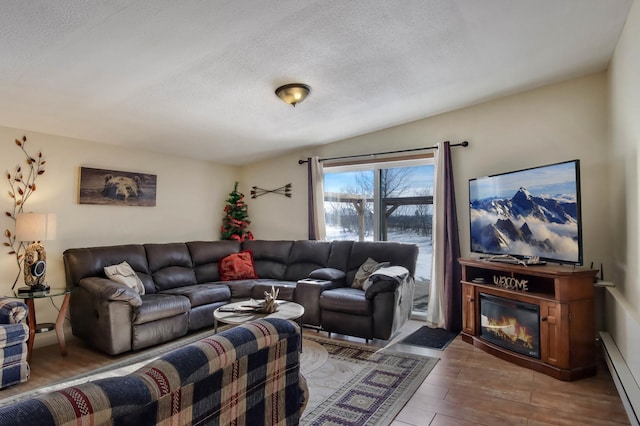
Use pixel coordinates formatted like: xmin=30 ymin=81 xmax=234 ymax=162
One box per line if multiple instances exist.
xmin=479 ymin=293 xmax=541 ymax=359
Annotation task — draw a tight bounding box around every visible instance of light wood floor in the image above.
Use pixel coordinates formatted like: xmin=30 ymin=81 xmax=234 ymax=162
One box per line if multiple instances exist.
xmin=387 ymin=321 xmax=630 ymax=426
xmin=0 ymin=320 xmax=630 ymax=425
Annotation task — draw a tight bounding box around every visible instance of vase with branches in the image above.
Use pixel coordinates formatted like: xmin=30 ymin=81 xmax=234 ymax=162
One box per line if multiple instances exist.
xmin=3 ymin=136 xmax=46 ymax=288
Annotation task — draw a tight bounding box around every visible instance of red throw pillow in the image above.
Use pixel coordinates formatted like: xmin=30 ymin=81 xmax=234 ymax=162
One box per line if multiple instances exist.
xmin=218 ymin=251 xmax=258 ymax=281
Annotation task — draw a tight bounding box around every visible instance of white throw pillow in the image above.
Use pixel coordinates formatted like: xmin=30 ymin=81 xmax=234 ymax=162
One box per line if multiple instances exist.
xmin=104 ymin=261 xmax=145 ymax=295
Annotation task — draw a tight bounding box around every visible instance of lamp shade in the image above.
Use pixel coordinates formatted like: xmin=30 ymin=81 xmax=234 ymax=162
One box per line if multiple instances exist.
xmin=275 ymin=83 xmax=311 ymax=107
xmin=15 ymin=213 xmax=57 ymax=242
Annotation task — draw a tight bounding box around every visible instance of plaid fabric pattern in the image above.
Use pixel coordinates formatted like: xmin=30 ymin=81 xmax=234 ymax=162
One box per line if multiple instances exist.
xmin=0 ymin=356 xmax=29 ymax=389
xmin=0 ymin=298 xmax=29 ymax=389
xmin=0 ymin=322 xmax=28 ymax=347
xmin=0 ymin=318 xmax=307 ymax=426
xmin=0 ymin=298 xmax=28 ymax=325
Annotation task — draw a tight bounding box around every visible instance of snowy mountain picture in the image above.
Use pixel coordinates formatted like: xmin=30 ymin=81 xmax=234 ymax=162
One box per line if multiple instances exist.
xmin=469 ymin=161 xmax=581 ymax=263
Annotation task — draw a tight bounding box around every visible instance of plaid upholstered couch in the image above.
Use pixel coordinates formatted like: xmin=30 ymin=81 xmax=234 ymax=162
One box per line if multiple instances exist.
xmin=0 ymin=298 xmax=30 ymax=388
xmin=0 ymin=318 xmax=308 ymax=425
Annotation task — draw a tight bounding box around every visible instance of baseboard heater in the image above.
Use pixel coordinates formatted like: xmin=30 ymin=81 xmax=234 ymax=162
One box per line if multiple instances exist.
xmin=600 ymin=331 xmax=640 ymax=426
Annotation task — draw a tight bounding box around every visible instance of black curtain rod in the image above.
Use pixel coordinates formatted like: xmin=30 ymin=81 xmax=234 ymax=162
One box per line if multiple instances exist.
xmin=297 ymin=141 xmax=469 ymax=164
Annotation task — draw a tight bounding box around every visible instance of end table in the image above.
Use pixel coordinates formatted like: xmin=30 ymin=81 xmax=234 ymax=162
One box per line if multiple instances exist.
xmin=11 ymin=287 xmax=71 ymax=362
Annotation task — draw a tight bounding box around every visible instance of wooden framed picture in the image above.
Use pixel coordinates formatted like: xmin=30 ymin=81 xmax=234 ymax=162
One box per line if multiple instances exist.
xmin=78 ymin=167 xmax=157 ymax=206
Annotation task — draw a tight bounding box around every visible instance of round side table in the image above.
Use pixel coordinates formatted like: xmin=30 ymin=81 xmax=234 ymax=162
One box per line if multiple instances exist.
xmin=11 ymin=287 xmax=71 ymax=362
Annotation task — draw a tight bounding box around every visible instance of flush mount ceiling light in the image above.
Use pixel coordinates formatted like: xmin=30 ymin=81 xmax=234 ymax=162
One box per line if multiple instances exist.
xmin=275 ymin=83 xmax=311 ymax=107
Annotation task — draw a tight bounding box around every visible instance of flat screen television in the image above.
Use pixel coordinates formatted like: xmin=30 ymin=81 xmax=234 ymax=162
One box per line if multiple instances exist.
xmin=469 ymin=159 xmax=582 ymax=265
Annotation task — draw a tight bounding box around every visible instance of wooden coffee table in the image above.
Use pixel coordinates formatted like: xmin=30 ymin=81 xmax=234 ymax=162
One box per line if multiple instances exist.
xmin=214 ymin=300 xmax=304 ymax=333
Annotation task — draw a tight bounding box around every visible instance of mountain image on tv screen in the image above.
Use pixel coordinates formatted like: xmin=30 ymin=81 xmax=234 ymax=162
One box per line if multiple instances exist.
xmin=469 ymin=160 xmax=581 ymax=264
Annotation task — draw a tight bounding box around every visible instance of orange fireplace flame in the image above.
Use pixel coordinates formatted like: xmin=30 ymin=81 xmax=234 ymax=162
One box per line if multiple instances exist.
xmin=482 ymin=315 xmax=534 ymax=349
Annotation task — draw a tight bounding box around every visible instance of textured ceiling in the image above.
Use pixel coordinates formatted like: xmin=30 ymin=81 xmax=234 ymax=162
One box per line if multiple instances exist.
xmin=0 ymin=1 xmax=633 ymax=165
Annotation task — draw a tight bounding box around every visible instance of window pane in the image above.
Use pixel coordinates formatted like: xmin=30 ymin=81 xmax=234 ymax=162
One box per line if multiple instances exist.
xmin=323 ymin=162 xmax=433 ymax=314
xmin=324 ymin=170 xmax=374 ymax=241
xmin=380 ymin=165 xmax=433 ymax=313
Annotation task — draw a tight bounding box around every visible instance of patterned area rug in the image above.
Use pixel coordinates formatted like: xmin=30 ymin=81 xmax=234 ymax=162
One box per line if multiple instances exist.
xmin=301 ymin=334 xmax=439 ymax=426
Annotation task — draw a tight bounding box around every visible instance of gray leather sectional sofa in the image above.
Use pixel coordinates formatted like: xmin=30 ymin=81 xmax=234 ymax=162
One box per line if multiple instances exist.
xmin=63 ymin=239 xmax=418 ymax=355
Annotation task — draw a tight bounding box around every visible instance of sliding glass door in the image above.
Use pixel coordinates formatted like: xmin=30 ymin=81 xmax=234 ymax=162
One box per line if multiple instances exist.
xmin=323 ymin=159 xmax=434 ymax=314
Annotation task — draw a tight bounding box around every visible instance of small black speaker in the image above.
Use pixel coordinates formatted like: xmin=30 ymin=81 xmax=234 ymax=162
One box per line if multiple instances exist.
xmin=30 ymin=260 xmax=46 ymax=277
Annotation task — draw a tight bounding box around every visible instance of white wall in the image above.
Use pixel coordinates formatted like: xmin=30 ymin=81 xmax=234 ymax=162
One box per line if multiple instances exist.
xmin=238 ymin=153 xmax=310 ymax=240
xmin=0 ymin=126 xmax=238 ymax=347
xmin=243 ymin=73 xmax=611 ymax=274
xmin=608 ymin=0 xmax=640 ymax=382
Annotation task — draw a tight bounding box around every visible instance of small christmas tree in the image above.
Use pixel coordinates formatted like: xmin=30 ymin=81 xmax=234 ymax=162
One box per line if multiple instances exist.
xmin=220 ymin=182 xmax=254 ymax=241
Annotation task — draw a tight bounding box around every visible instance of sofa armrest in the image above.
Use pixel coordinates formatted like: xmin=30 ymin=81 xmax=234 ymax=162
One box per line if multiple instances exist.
xmin=364 ymin=266 xmax=411 ymax=300
xmin=0 ymin=298 xmax=28 ymax=324
xmin=295 ymin=278 xmax=344 ymax=326
xmin=364 ymin=278 xmax=401 ymax=300
xmin=78 ymin=277 xmax=143 ymax=307
xmin=308 ymin=267 xmax=346 ymax=284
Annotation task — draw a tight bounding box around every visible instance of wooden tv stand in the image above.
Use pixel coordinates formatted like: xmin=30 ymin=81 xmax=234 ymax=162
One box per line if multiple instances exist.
xmin=459 ymin=257 xmax=598 ymax=381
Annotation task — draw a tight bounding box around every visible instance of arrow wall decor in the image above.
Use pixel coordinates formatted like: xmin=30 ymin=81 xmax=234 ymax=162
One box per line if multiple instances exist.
xmin=251 ymin=183 xmax=292 ymax=199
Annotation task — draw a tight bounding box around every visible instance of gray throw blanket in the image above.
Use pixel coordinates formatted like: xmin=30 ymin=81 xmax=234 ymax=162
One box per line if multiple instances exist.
xmin=364 ymin=266 xmax=410 ymax=290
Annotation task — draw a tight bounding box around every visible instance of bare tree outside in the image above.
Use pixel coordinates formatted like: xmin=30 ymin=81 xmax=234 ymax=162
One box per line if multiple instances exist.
xmin=380 ymin=167 xmax=414 ymax=197
xmin=323 ymin=163 xmax=434 ymax=312
xmin=324 ymin=166 xmax=433 ymax=239
xmin=413 ymin=188 xmax=434 ymax=237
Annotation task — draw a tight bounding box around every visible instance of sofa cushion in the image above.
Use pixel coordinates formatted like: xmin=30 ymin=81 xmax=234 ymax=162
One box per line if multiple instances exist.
xmin=351 ymin=258 xmax=389 ymax=289
xmin=187 ymin=240 xmax=241 ymax=283
xmin=225 ymin=280 xmax=259 ymax=300
xmin=161 ymin=284 xmax=231 ymax=308
xmin=63 ymin=244 xmax=151 ymax=286
xmin=242 ymin=240 xmax=292 ymax=279
xmin=145 ymin=243 xmax=197 ymax=291
xmin=219 ymin=251 xmax=258 ymax=281
xmin=326 ymin=240 xmax=354 ymax=271
xmin=153 ymin=266 xmax=198 ymax=291
xmin=134 ymin=294 xmax=190 ymax=325
xmin=104 ymin=261 xmax=146 ymax=295
xmin=283 ymin=240 xmax=331 ymax=281
xmin=320 ymin=288 xmax=371 ymax=315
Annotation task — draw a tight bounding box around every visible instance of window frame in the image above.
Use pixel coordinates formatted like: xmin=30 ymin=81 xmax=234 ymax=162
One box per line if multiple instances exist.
xmin=323 ymin=155 xmax=435 ymax=241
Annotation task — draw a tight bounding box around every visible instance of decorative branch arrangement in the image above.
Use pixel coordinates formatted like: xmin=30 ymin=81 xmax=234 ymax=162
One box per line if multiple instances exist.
xmin=3 ymin=136 xmax=46 ymax=287
xmin=251 ymin=183 xmax=292 ymax=199
xmin=258 ymin=286 xmax=279 ymax=314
